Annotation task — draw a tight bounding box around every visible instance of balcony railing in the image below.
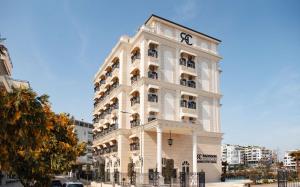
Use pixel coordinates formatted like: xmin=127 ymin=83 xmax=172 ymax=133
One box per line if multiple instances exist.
xmin=130 ymin=97 xmax=140 ymax=106
xmin=105 ymin=71 xmax=112 ymax=78
xmin=187 ymin=80 xmax=196 ymax=88
xmin=111 ymin=81 xmax=119 ymax=89
xmin=131 ymin=53 xmax=141 ymax=63
xmin=148 ymin=71 xmax=158 ymax=79
xmin=148 ymin=94 xmax=158 ymax=102
xmin=131 ymin=75 xmax=140 ymax=84
xmin=111 ymin=103 xmax=119 ymax=110
xmin=112 ymin=62 xmax=119 ymax=71
xmin=187 ymin=60 xmax=195 ymax=69
xmin=111 ymin=145 xmax=118 ymax=153
xmin=179 ymin=58 xmax=195 ymax=69
xmin=100 ymin=79 xmax=106 ymax=85
xmin=148 ymin=116 xmax=157 ymax=122
xmin=148 ymin=49 xmax=158 ymax=58
xmin=180 ymin=79 xmax=196 ymax=88
xmin=180 ymin=100 xmax=197 ymax=109
xmin=130 ymin=143 xmax=140 ymax=151
xmin=94 ymin=86 xmax=100 ymax=92
xmin=130 ymin=119 xmax=140 ymax=128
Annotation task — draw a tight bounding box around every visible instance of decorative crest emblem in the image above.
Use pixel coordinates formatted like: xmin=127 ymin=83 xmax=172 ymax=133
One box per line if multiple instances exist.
xmin=180 ymin=32 xmax=192 ymax=45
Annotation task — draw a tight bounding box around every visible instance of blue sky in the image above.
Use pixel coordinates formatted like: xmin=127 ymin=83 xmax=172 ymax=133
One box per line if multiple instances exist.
xmin=1 ymin=0 xmax=300 ymax=156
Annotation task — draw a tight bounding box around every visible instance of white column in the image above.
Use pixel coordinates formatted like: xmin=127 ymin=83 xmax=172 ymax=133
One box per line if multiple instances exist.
xmin=192 ymin=131 xmax=198 ymax=173
xmin=157 ymin=126 xmax=162 ymax=174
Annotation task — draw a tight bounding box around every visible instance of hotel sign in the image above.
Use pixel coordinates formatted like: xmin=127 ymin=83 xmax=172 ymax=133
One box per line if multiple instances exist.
xmin=197 ymin=154 xmax=217 ymax=163
xmin=180 ymin=32 xmax=193 ymax=46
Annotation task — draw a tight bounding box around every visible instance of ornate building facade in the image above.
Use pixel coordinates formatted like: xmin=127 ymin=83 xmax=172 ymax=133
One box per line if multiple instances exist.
xmin=92 ymin=15 xmax=222 ymax=185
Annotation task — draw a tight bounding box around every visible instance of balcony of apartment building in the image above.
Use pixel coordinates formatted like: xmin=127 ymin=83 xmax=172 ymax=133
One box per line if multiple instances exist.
xmin=148 ymin=87 xmax=159 ymax=111
xmin=130 ymin=91 xmax=140 ymax=112
xmin=99 ymin=74 xmax=106 ymax=85
xmin=179 ymin=52 xmax=197 ymax=76
xmin=180 ymin=95 xmax=197 ymax=118
xmin=181 ymin=116 xmax=197 ymax=124
xmin=148 ymin=111 xmax=158 ymax=122
xmin=131 ymin=47 xmax=141 ymax=71
xmin=94 ymin=97 xmax=100 ymax=108
xmin=111 ymin=57 xmax=120 ymax=76
xmin=130 ymin=69 xmax=140 ymax=85
xmin=103 ymin=85 xmax=111 ymax=98
xmin=111 ymin=77 xmax=119 ymax=90
xmin=147 ymin=42 xmax=159 ymax=66
xmin=105 ymin=68 xmax=113 ymax=85
xmin=148 ymin=65 xmax=158 ymax=80
xmin=94 ymin=82 xmax=100 ymax=94
xmin=93 ymin=115 xmax=100 ymax=125
xmin=180 ymin=74 xmax=196 ymax=89
xmin=130 ymin=113 xmax=140 ymax=128
xmin=110 ymin=97 xmax=119 ymax=115
xmin=130 ymin=137 xmax=140 ymax=152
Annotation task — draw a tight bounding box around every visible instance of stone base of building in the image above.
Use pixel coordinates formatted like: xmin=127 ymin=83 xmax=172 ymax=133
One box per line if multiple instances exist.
xmin=91 ymin=180 xmax=252 ymax=187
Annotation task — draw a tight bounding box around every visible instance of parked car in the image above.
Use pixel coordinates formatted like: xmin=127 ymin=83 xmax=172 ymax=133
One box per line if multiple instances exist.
xmin=50 ymin=180 xmax=62 ymax=187
xmin=62 ymin=182 xmax=84 ymax=187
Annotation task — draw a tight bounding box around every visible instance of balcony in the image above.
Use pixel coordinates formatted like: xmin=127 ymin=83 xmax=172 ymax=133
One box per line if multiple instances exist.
xmin=148 ymin=94 xmax=158 ymax=102
xmin=130 ymin=143 xmax=140 ymax=151
xmin=111 ymin=81 xmax=119 ymax=89
xmin=148 ymin=49 xmax=158 ymax=58
xmin=130 ymin=119 xmax=140 ymax=128
xmin=179 ymin=58 xmax=196 ymax=76
xmin=106 ymin=75 xmax=112 ymax=84
xmin=109 ymin=123 xmax=118 ymax=131
xmin=94 ymin=85 xmax=100 ymax=93
xmin=112 ymin=61 xmax=119 ymax=71
xmin=180 ymin=79 xmax=196 ymax=88
xmin=112 ymin=68 xmax=119 ymax=78
xmin=148 ymin=115 xmax=157 ymax=122
xmin=148 ymin=71 xmax=158 ymax=79
xmin=180 ymin=100 xmax=197 ymax=117
xmin=130 ymin=96 xmax=140 ymax=106
xmin=131 ymin=75 xmax=140 ymax=85
xmin=111 ymin=145 xmax=118 ymax=153
xmin=131 ymin=53 xmax=141 ymax=63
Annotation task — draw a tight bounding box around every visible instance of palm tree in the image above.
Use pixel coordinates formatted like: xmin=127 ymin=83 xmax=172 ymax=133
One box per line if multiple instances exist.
xmin=290 ymin=150 xmax=300 ymax=178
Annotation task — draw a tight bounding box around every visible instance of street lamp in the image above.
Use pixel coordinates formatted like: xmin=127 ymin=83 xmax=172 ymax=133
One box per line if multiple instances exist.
xmin=168 ymin=131 xmax=173 ymax=147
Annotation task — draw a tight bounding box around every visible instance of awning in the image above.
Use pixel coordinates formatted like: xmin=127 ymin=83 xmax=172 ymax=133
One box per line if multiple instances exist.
xmin=148 ymin=107 xmax=159 ymax=113
xmin=181 ymin=112 xmax=198 ymax=118
xmin=130 ymin=88 xmax=139 ymax=95
xmin=180 ymin=70 xmax=197 ymax=77
xmin=180 ymin=49 xmax=196 ymax=57
xmin=148 ymin=40 xmax=159 ymax=46
xmin=148 ymin=84 xmax=159 ymax=90
xmin=181 ymin=91 xmax=198 ymax=97
xmin=109 ymin=139 xmax=117 ymax=145
xmin=129 ymin=134 xmax=138 ymax=139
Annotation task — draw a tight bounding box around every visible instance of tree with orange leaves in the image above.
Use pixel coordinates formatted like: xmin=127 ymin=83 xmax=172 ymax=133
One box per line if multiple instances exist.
xmin=0 ymin=88 xmax=86 ymax=186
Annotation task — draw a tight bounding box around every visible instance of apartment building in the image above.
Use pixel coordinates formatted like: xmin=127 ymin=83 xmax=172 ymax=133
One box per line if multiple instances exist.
xmin=0 ymin=39 xmax=29 ymax=92
xmin=221 ymin=144 xmax=274 ymax=168
xmin=74 ymin=119 xmax=94 ymax=165
xmin=221 ymin=144 xmax=243 ymax=165
xmin=92 ymin=15 xmax=222 ymax=185
xmin=283 ymin=150 xmax=297 ymax=170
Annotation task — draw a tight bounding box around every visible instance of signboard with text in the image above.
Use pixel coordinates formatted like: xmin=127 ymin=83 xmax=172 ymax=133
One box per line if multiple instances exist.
xmin=197 ymin=154 xmax=217 ymax=163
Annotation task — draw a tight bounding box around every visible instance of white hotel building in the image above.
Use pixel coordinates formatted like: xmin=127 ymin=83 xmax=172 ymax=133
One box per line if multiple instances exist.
xmin=92 ymin=15 xmax=222 ymax=185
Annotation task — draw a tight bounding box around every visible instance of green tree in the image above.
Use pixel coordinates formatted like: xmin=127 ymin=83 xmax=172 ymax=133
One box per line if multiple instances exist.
xmin=0 ymin=88 xmax=86 ymax=186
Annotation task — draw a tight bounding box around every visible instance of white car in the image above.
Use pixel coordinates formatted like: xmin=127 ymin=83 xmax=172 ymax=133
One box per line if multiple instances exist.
xmin=62 ymin=182 xmax=84 ymax=187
